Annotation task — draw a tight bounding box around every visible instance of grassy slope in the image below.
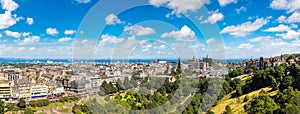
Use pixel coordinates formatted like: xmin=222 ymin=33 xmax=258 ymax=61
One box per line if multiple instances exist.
xmin=211 ymin=87 xmax=278 ymax=114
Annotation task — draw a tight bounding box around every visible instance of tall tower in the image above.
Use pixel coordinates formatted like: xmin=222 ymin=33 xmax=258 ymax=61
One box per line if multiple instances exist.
xmin=280 ymin=53 xmax=283 ymax=62
xmin=108 ymin=57 xmax=111 ymax=66
xmin=177 ymin=57 xmax=181 ymax=70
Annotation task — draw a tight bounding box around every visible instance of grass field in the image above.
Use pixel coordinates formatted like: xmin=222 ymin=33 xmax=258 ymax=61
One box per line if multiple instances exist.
xmin=59 ymin=108 xmax=71 ymax=113
xmin=211 ymin=87 xmax=278 ymax=114
xmin=33 ymin=101 xmax=74 ymax=110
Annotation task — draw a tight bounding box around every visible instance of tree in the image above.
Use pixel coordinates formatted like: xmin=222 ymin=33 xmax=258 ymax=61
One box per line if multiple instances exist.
xmin=229 ymin=68 xmax=244 ymax=78
xmin=244 ymin=94 xmax=279 ymax=114
xmin=116 ymin=79 xmax=125 ymax=92
xmin=129 ymin=77 xmax=138 ymax=88
xmin=108 ymin=82 xmax=117 ymax=93
xmin=18 ymin=98 xmax=26 ymax=108
xmin=286 ymin=55 xmax=296 ymax=62
xmin=223 ymin=105 xmax=233 ymax=114
xmin=279 ymin=76 xmax=295 ymax=91
xmin=243 ymin=95 xmax=249 ymax=102
xmin=6 ymin=103 xmax=14 ymax=111
xmin=0 ymin=101 xmax=4 ymax=114
xmin=124 ymin=77 xmax=131 ymax=90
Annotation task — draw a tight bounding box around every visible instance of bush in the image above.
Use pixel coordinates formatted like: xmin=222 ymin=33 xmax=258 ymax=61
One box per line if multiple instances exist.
xmin=243 ymin=95 xmax=250 ymax=102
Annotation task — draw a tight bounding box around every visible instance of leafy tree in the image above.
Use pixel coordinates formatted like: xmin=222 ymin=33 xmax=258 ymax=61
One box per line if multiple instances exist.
xmin=223 ymin=105 xmax=233 ymax=114
xmin=279 ymin=76 xmax=295 ymax=91
xmin=228 ymin=68 xmax=244 ymax=78
xmin=6 ymin=103 xmax=14 ymax=111
xmin=243 ymin=95 xmax=249 ymax=102
xmin=108 ymin=82 xmax=117 ymax=93
xmin=0 ymin=101 xmax=4 ymax=114
xmin=18 ymin=98 xmax=26 ymax=108
xmin=116 ymin=79 xmax=125 ymax=92
xmin=124 ymin=77 xmax=131 ymax=90
xmin=244 ymin=94 xmax=279 ymax=114
xmin=286 ymin=54 xmax=296 ymax=62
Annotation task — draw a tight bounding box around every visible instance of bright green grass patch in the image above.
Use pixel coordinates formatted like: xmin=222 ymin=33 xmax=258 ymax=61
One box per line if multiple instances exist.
xmin=211 ymin=87 xmax=278 ymax=114
xmin=59 ymin=108 xmax=71 ymax=113
xmin=34 ymin=101 xmax=74 ymax=110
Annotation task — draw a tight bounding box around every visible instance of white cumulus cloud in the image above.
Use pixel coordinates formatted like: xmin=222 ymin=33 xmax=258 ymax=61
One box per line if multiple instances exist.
xmin=248 ymin=36 xmax=272 ymax=42
xmin=0 ymin=11 xmax=21 ymax=30
xmin=75 ymin=0 xmax=91 ymax=4
xmin=124 ymin=25 xmax=156 ymax=36
xmin=149 ymin=0 xmax=210 ymax=15
xmin=20 ymin=36 xmax=40 ymax=45
xmin=220 ymin=18 xmax=268 ymax=37
xmin=270 ymin=0 xmax=300 ymax=13
xmin=100 ymin=34 xmax=125 ymax=45
xmin=263 ymin=24 xmax=291 ymax=32
xmin=4 ymin=30 xmax=21 ymax=38
xmin=26 ymin=17 xmax=34 ymax=25
xmin=161 ymin=25 xmax=197 ymax=42
xmin=105 ymin=13 xmax=122 ymax=25
xmin=46 ymin=28 xmax=59 ymax=35
xmin=238 ymin=43 xmax=253 ymax=49
xmin=64 ymin=30 xmax=76 ymax=35
xmin=276 ymin=29 xmax=300 ymax=39
xmin=58 ymin=37 xmax=73 ymax=43
xmin=202 ymin=10 xmax=224 ymax=24
xmin=218 ymin=0 xmax=238 ymax=7
xmin=0 ymin=0 xmax=19 ymax=11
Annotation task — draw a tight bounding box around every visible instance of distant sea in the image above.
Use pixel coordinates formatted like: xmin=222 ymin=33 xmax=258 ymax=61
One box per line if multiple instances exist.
xmin=0 ymin=58 xmax=180 ymax=63
xmin=0 ymin=58 xmax=245 ymax=63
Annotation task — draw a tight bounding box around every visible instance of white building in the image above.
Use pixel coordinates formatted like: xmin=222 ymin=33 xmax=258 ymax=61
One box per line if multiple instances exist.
xmin=31 ymin=85 xmax=48 ymax=99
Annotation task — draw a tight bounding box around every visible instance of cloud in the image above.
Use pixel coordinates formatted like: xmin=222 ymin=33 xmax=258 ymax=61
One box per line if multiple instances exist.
xmin=79 ymin=31 xmax=85 ymax=35
xmin=286 ymin=12 xmax=300 ymax=23
xmin=0 ymin=11 xmax=21 ymax=30
xmin=29 ymin=47 xmax=35 ymax=51
xmin=290 ymin=24 xmax=298 ymax=28
xmin=58 ymin=37 xmax=73 ymax=43
xmin=46 ymin=28 xmax=59 ymax=35
xmin=206 ymin=38 xmax=216 ymax=44
xmin=154 ymin=45 xmax=167 ymax=50
xmin=236 ymin=6 xmax=246 ymax=14
xmin=26 ymin=17 xmax=34 ymax=25
xmin=263 ymin=24 xmax=290 ymax=32
xmin=105 ymin=13 xmax=122 ymax=25
xmin=277 ymin=12 xmax=300 ymax=23
xmin=124 ymin=25 xmax=156 ymax=36
xmin=81 ymin=39 xmax=89 ymax=44
xmin=75 ymin=0 xmax=91 ymax=4
xmin=161 ymin=25 xmax=197 ymax=42
xmin=20 ymin=36 xmax=40 ymax=45
xmin=276 ymin=29 xmax=300 ymax=39
xmin=270 ymin=0 xmax=300 ymax=13
xmin=218 ymin=0 xmax=238 ymax=7
xmin=0 ymin=0 xmax=19 ymax=11
xmin=64 ymin=30 xmax=76 ymax=35
xmin=4 ymin=30 xmax=21 ymax=38
xmin=0 ymin=34 xmax=2 ymax=38
xmin=201 ymin=10 xmax=224 ymax=24
xmin=248 ymin=36 xmax=272 ymax=42
xmin=220 ymin=18 xmax=268 ymax=37
xmin=277 ymin=15 xmax=286 ymax=23
xmin=238 ymin=43 xmax=253 ymax=49
xmin=99 ymin=34 xmax=125 ymax=45
xmin=149 ymin=0 xmax=210 ymax=15
xmin=22 ymin=32 xmax=30 ymax=37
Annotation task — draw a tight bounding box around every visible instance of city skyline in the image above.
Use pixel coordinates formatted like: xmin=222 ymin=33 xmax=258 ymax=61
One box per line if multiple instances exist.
xmin=0 ymin=0 xmax=299 ymax=59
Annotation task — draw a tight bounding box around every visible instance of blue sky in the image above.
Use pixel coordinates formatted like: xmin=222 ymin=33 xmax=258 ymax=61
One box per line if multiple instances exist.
xmin=0 ymin=0 xmax=300 ymax=60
